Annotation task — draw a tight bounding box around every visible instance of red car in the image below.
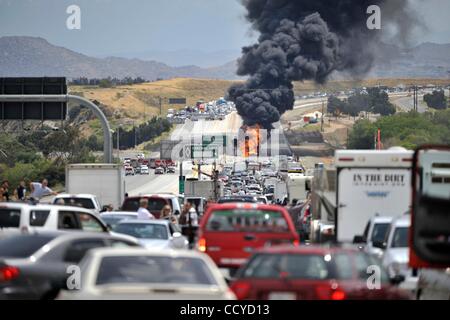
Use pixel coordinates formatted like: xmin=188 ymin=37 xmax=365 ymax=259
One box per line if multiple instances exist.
xmin=121 ymin=195 xmax=170 ymax=219
xmin=230 ymin=245 xmax=412 ymax=300
xmin=197 ymin=203 xmax=299 ymax=273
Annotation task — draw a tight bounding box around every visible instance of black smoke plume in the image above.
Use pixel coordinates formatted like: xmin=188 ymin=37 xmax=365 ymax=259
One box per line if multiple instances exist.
xmin=228 ymin=0 xmax=418 ymax=129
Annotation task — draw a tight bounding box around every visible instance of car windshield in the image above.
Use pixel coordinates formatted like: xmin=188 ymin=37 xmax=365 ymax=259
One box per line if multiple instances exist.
xmin=56 ymin=197 xmax=95 ymax=209
xmin=206 ymin=209 xmax=289 ymax=233
xmin=391 ymin=227 xmax=409 ymax=248
xmin=0 ymin=234 xmax=57 ymax=258
xmin=122 ymin=198 xmax=167 ymax=212
xmin=371 ymin=223 xmax=390 ymax=243
xmin=115 ymin=223 xmax=169 ymax=240
xmin=95 ymin=256 xmax=218 ymax=285
xmin=242 ymin=253 xmax=330 ymax=279
xmin=334 ymin=252 xmax=390 ymax=283
xmin=0 ymin=208 xmax=21 ymax=228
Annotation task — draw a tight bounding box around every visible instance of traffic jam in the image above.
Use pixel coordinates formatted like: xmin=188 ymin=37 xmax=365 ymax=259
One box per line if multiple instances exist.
xmin=1 ymin=144 xmax=449 ymax=300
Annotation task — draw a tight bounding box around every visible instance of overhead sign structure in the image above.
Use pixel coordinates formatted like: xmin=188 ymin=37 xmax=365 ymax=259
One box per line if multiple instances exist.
xmin=0 ymin=77 xmax=112 ymax=163
xmin=0 ymin=77 xmax=67 ymax=120
xmin=168 ymin=98 xmax=187 ymax=105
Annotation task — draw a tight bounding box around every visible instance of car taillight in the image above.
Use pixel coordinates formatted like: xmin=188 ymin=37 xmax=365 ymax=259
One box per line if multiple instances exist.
xmin=230 ymin=281 xmax=251 ymax=300
xmin=198 ymin=237 xmax=207 ymax=252
xmin=293 ymin=239 xmax=300 ymax=246
xmin=330 ymin=289 xmax=346 ymax=300
xmin=0 ymin=266 xmax=20 ymax=282
xmin=315 ymin=284 xmax=346 ymax=300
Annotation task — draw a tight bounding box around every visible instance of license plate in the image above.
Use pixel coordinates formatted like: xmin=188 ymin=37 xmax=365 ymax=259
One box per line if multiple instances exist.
xmin=268 ymin=292 xmax=296 ymax=300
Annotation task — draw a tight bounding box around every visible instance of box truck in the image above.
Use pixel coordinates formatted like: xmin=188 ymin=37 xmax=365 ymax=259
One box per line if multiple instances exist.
xmin=334 ymin=148 xmax=413 ymax=243
xmin=65 ymin=163 xmax=125 ymax=210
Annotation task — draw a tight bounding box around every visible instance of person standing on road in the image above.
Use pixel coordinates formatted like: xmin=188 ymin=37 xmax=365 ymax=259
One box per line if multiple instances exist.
xmin=160 ymin=205 xmax=178 ymax=224
xmin=1 ymin=180 xmax=10 ymax=201
xmin=29 ymin=179 xmax=57 ymax=201
xmin=137 ymin=198 xmax=155 ymax=220
xmin=14 ymin=180 xmax=27 ymax=201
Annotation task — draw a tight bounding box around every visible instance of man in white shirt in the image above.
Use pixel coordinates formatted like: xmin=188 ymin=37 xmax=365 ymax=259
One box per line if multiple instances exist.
xmin=29 ymin=179 xmax=57 ymax=200
xmin=137 ymin=198 xmax=155 ymax=220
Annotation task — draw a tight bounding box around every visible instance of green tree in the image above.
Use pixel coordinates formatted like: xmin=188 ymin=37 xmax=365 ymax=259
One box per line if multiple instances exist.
xmin=424 ymin=90 xmax=447 ymax=110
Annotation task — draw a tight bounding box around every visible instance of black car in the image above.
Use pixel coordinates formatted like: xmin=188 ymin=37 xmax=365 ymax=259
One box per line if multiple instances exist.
xmin=0 ymin=231 xmax=139 ymax=299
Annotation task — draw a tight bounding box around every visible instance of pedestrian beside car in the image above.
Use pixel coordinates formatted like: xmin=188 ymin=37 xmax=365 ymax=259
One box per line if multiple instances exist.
xmin=160 ymin=205 xmax=178 ymax=224
xmin=137 ymin=198 xmax=155 ymax=220
xmin=0 ymin=186 xmax=5 ymax=202
xmin=29 ymin=179 xmax=57 ymax=201
xmin=14 ymin=180 xmax=27 ymax=201
xmin=1 ymin=180 xmax=10 ymax=201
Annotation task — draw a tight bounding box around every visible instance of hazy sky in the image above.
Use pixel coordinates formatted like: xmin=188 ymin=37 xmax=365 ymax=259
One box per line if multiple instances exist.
xmin=0 ymin=0 xmax=449 ymax=57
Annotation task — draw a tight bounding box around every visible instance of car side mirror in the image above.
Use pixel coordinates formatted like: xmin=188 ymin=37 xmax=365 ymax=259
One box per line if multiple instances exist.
xmin=106 ymin=224 xmax=113 ymax=231
xmin=390 ymin=274 xmax=405 ymax=285
xmin=372 ymin=241 xmax=386 ymax=249
xmin=353 ymin=235 xmax=366 ymax=244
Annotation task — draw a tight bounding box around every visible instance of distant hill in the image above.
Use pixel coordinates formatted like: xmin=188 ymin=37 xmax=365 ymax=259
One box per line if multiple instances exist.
xmin=0 ymin=36 xmax=449 ymax=80
xmin=0 ymin=36 xmax=240 ymax=80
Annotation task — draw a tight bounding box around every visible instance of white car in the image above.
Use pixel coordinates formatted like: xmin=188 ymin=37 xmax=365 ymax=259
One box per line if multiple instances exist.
xmin=378 ymin=214 xmax=418 ymax=293
xmin=57 ymin=247 xmax=236 ymax=300
xmin=140 ymin=165 xmax=149 ymax=175
xmin=100 ymin=212 xmax=138 ymax=230
xmin=0 ymin=203 xmax=108 ymax=238
xmin=114 ymin=220 xmax=188 ymax=249
xmin=154 ymin=167 xmax=164 ymax=174
xmin=358 ymin=215 xmax=393 ymax=258
xmin=52 ymin=193 xmax=102 ymax=214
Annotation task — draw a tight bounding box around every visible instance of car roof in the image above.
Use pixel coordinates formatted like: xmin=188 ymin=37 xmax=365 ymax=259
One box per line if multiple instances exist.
xmin=87 ymin=247 xmax=204 ymax=258
xmin=207 ymin=203 xmax=283 ymax=212
xmin=34 ymin=204 xmax=96 ymax=213
xmin=255 ymin=244 xmax=362 ymax=255
xmin=13 ymin=230 xmax=129 ymax=241
xmin=117 ymin=219 xmax=169 ymax=226
xmin=100 ymin=212 xmax=138 ymax=217
xmin=391 ymin=214 xmax=411 ymax=227
xmin=0 ymin=202 xmax=31 ymax=209
xmin=54 ymin=194 xmax=96 ymax=198
xmin=371 ymin=215 xmax=394 ymax=223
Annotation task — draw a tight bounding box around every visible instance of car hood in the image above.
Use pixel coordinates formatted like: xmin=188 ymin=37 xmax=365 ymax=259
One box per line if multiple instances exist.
xmin=138 ymin=239 xmax=171 ymax=249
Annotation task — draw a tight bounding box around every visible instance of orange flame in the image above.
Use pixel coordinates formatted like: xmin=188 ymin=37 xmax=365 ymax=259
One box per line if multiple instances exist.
xmin=240 ymin=124 xmax=260 ymax=158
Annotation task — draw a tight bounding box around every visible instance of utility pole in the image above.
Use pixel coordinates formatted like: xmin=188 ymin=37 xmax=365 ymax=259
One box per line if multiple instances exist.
xmin=159 ymin=96 xmax=163 ymax=116
xmin=117 ymin=126 xmax=120 ymax=160
xmin=321 ymin=100 xmax=325 ymax=132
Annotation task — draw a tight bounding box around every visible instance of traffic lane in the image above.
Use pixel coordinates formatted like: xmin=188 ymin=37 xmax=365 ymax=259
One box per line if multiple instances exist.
xmin=391 ymin=95 xmax=427 ymax=113
xmin=125 ymin=162 xmax=193 ymax=195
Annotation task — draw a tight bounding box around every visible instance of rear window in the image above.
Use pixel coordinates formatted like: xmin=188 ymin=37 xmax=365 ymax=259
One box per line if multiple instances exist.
xmin=56 ymin=197 xmax=96 ymax=209
xmin=96 ymin=256 xmax=217 ymax=285
xmin=115 ymin=223 xmax=169 ymax=240
xmin=0 ymin=208 xmax=21 ymax=228
xmin=122 ymin=198 xmax=167 ymax=212
xmin=206 ymin=209 xmax=289 ymax=233
xmin=0 ymin=234 xmax=56 ymax=258
xmin=30 ymin=210 xmax=50 ymax=227
xmin=242 ymin=253 xmax=330 ymax=280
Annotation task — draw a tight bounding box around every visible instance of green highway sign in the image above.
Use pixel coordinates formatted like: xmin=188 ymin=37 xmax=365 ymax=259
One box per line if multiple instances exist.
xmin=190 ymin=144 xmax=218 ymax=159
xmin=202 ymin=135 xmax=227 ymax=147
